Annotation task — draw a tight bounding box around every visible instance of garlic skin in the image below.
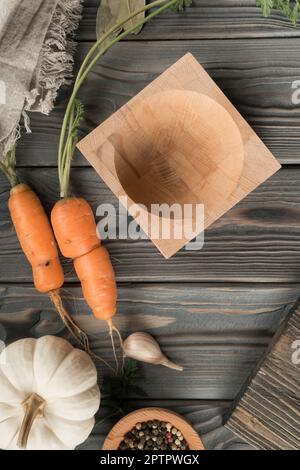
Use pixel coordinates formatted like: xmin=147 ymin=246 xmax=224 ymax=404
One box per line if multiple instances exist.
xmin=123 ymin=332 xmax=183 ymax=371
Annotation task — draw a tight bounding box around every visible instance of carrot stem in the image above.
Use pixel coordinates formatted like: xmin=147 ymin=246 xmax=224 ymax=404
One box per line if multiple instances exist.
xmin=0 ymin=146 xmax=18 ymax=187
xmin=58 ymin=0 xmax=178 ymax=197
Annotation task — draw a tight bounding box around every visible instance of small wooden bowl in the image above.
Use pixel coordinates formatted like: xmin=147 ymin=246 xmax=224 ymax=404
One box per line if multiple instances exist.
xmin=102 ymin=407 xmax=205 ymax=450
xmin=114 ymin=90 xmax=244 ymax=215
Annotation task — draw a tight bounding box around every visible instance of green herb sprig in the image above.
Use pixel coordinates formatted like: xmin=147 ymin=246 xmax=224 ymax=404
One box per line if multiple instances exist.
xmin=101 ymin=359 xmax=148 ymax=419
xmin=57 ymin=0 xmax=192 ymax=198
xmin=256 ymin=0 xmax=300 ymax=24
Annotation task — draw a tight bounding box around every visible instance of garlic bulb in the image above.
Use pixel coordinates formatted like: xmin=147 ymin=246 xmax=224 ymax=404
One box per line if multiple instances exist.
xmin=123 ymin=332 xmax=183 ymax=371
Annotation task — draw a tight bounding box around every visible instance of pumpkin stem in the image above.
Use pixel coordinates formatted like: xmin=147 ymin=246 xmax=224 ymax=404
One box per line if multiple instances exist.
xmin=17 ymin=393 xmax=45 ymax=449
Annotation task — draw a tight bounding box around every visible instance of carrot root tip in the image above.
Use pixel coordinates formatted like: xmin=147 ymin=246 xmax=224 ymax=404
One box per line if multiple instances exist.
xmin=107 ymin=319 xmax=124 ymax=375
xmin=49 ymin=289 xmax=90 ymax=353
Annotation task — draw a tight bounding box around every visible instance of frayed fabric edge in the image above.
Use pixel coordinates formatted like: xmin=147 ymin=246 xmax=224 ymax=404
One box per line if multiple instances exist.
xmin=0 ymin=125 xmax=21 ymax=161
xmin=24 ymin=0 xmax=83 ymax=116
xmin=1 ymin=0 xmax=83 ymax=160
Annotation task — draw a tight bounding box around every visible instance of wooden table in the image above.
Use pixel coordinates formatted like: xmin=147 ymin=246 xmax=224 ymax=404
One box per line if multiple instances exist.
xmin=0 ymin=1 xmax=299 ymax=450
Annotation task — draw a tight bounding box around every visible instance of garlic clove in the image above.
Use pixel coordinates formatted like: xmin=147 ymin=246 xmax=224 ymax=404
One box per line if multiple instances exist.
xmin=123 ymin=332 xmax=183 ymax=371
xmin=160 ymin=357 xmax=183 ymax=371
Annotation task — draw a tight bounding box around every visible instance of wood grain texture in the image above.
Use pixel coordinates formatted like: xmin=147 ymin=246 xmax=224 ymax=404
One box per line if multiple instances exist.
xmin=0 ymin=284 xmax=296 ymax=399
xmin=79 ymin=400 xmax=254 ymax=450
xmin=78 ymin=0 xmax=300 ymax=41
xmin=16 ymin=39 xmax=300 ymax=166
xmin=2 ymin=168 xmax=300 ymax=282
xmin=102 ymin=408 xmax=205 ymax=450
xmin=1 ymin=1 xmax=299 ymax=451
xmin=226 ymin=304 xmax=300 ymax=450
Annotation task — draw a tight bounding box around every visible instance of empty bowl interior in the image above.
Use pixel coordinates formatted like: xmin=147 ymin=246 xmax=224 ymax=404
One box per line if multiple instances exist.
xmin=111 ymin=90 xmax=244 ymax=217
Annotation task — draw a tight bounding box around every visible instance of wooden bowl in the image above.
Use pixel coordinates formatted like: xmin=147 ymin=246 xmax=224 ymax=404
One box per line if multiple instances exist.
xmin=114 ymin=90 xmax=244 ymax=215
xmin=102 ymin=407 xmax=205 ymax=450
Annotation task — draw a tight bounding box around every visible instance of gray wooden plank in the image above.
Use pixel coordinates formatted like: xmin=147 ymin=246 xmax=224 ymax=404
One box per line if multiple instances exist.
xmin=226 ymin=304 xmax=300 ymax=450
xmin=79 ymin=400 xmax=253 ymax=450
xmin=0 ymin=284 xmax=296 ymax=399
xmin=2 ymin=167 xmax=300 ymax=283
xmin=78 ymin=0 xmax=300 ymax=41
xmin=17 ymin=39 xmax=300 ymax=166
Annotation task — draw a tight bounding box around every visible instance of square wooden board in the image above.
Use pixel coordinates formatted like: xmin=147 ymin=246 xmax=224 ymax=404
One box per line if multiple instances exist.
xmin=77 ymin=53 xmax=281 ymax=258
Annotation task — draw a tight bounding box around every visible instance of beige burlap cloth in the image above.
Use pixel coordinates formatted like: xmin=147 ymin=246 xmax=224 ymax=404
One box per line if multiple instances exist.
xmin=0 ymin=0 xmax=83 ymax=161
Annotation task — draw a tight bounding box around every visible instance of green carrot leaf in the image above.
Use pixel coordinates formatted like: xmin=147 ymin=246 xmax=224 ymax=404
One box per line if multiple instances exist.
xmin=171 ymin=0 xmax=193 ymax=12
xmin=256 ymin=0 xmax=300 ymax=23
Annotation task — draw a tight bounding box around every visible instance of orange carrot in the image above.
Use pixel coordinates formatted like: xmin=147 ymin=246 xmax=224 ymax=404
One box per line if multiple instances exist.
xmin=9 ymin=184 xmax=64 ymax=293
xmin=51 ymin=197 xmax=117 ymax=322
xmin=51 ymin=196 xmax=122 ymax=370
xmin=8 ymin=184 xmax=90 ymax=351
xmin=50 ymin=197 xmax=99 ymax=258
xmin=74 ymin=246 xmax=117 ymax=321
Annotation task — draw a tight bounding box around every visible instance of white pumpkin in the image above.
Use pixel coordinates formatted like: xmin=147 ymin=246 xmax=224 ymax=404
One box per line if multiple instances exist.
xmin=0 ymin=335 xmax=100 ymax=450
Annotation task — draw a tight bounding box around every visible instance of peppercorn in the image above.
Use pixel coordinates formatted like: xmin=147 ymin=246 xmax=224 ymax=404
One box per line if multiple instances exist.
xmin=118 ymin=419 xmax=190 ymax=450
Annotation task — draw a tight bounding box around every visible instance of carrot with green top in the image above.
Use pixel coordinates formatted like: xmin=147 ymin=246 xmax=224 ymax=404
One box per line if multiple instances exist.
xmin=50 ymin=1 xmax=193 ymax=370
xmin=0 ymin=148 xmax=90 ymax=352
